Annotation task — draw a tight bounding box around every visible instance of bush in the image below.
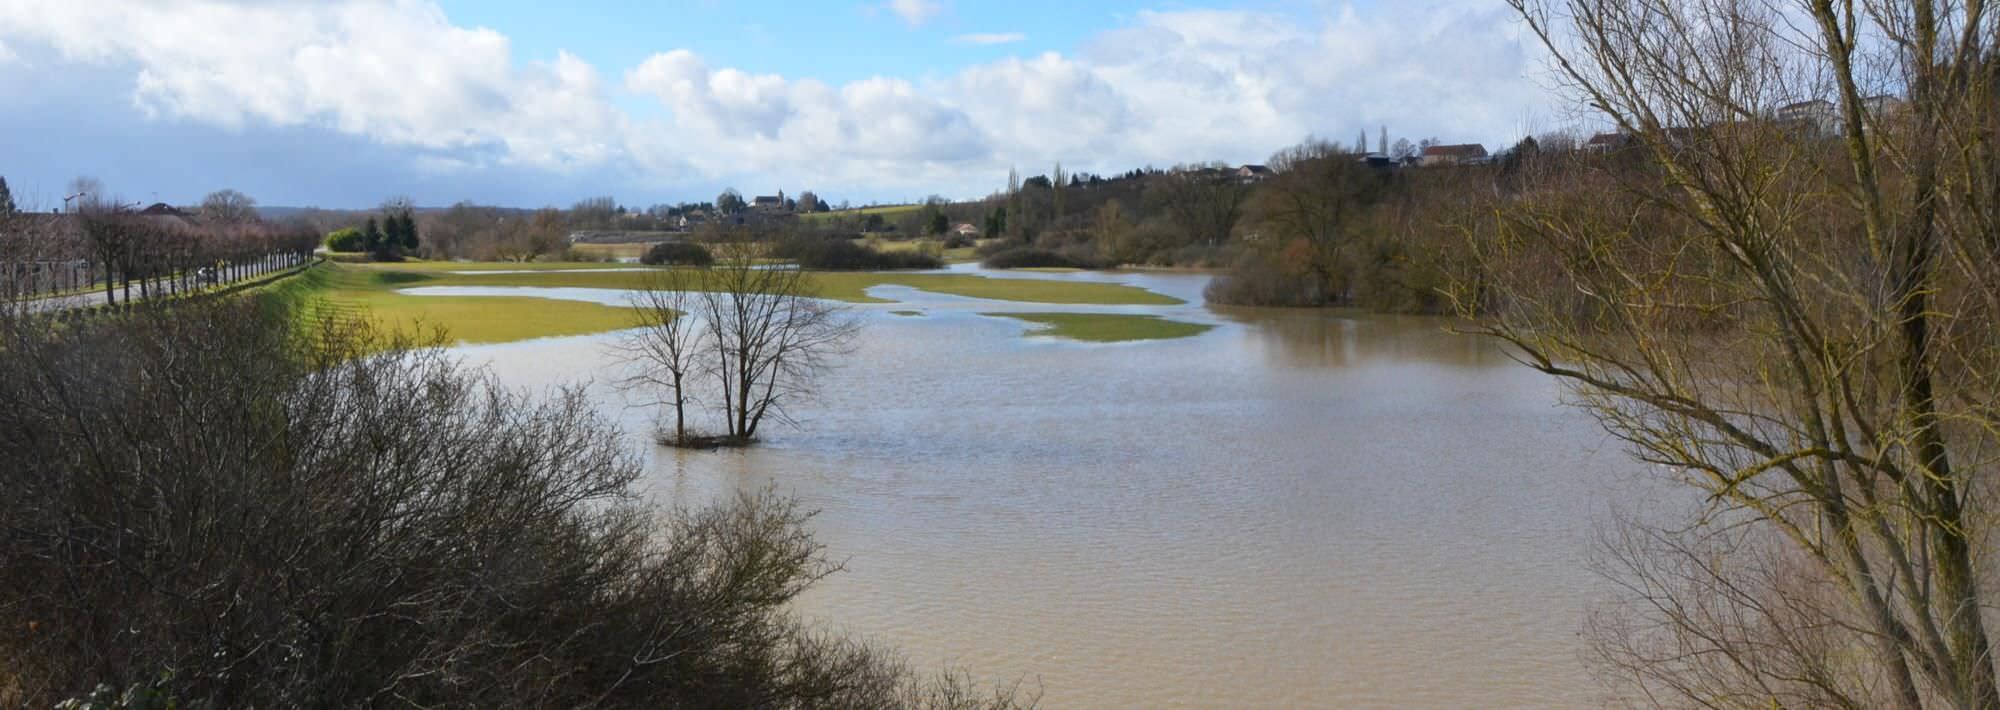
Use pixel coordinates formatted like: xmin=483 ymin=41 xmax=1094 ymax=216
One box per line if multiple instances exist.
xmin=1204 ymin=249 xmax=1336 ymax=306
xmin=942 ymin=233 xmax=973 ymax=249
xmin=640 ymin=241 xmax=715 ymax=266
xmin=323 ymin=227 xmax=364 ymax=253
xmin=0 ymin=301 xmax=1024 ymax=708
xmin=768 ymin=237 xmax=942 ymax=270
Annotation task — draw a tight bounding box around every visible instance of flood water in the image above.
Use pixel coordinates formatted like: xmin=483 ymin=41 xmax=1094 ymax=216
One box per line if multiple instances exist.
xmin=436 ymin=266 xmax=1655 ymax=708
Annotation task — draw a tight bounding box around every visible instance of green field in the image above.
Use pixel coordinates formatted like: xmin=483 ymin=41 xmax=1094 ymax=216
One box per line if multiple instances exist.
xmin=982 ymin=312 xmax=1215 ymax=343
xmin=853 ymin=237 xmax=982 ymax=263
xmin=338 ymin=262 xmax=1180 ymax=306
xmin=569 ymin=243 xmax=650 ymax=260
xmin=273 ymin=262 xmax=1185 ymax=346
xmin=800 ymin=204 xmax=922 ymax=222
xmin=270 ymin=264 xmax=645 ymax=346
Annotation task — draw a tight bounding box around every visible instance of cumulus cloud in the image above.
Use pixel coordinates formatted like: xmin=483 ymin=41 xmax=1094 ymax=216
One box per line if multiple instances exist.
xmin=0 ymin=0 xmax=1556 ymax=199
xmin=885 ymin=0 xmax=942 ymax=28
xmin=954 ymin=32 xmax=1026 ymax=45
xmin=0 ymin=0 xmax=626 ymax=173
xmin=625 ymin=50 xmax=988 ymax=190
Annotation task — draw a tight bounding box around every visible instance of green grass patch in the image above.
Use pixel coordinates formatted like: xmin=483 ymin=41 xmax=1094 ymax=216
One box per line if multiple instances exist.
xmin=570 ymin=243 xmax=649 ymax=260
xmin=982 ymin=312 xmax=1215 ymax=343
xmin=800 ymin=204 xmax=921 ymax=222
xmin=274 ymin=264 xmax=644 ymax=345
xmin=350 ymin=262 xmax=1180 ymax=306
xmin=279 ymin=262 xmax=1184 ymax=346
xmin=889 ymin=310 xmax=922 ymax=317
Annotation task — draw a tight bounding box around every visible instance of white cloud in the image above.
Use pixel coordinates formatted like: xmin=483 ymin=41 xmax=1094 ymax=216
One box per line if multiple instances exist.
xmin=0 ymin=0 xmax=626 ymax=173
xmin=885 ymin=0 xmax=942 ymax=28
xmin=0 ymin=39 xmax=15 ymax=64
xmin=626 ymin=50 xmax=988 ymax=190
xmin=955 ymin=32 xmax=1026 ymax=45
xmin=0 ymin=0 xmax=1556 ymax=199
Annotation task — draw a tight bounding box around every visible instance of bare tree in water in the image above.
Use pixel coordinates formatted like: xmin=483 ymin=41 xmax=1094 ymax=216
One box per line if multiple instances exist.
xmin=618 ymin=268 xmax=706 ymax=445
xmin=620 ymin=240 xmax=857 ymax=447
xmin=1469 ymin=0 xmax=2000 ymax=707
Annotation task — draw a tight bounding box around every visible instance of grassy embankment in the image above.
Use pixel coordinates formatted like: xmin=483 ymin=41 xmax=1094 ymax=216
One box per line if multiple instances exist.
xmin=569 ymin=242 xmax=651 ymax=260
xmin=800 ymin=204 xmax=922 ymax=222
xmin=273 ymin=261 xmax=1196 ymax=345
xmin=270 ymin=263 xmax=647 ymax=344
xmin=983 ymin=312 xmax=1216 ymax=343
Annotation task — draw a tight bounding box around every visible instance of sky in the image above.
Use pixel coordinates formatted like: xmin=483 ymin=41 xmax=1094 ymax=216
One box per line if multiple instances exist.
xmin=0 ymin=0 xmax=1571 ymax=210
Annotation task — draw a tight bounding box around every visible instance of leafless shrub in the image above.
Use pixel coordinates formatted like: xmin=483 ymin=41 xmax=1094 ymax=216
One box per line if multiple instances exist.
xmin=0 ymin=297 xmax=1016 ymax=708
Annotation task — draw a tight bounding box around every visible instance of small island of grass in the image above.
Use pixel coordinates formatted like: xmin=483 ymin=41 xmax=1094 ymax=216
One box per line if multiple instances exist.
xmin=983 ymin=312 xmax=1214 ymax=343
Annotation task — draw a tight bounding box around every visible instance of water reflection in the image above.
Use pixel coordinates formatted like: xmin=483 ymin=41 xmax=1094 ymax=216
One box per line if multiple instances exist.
xmin=1214 ymin=307 xmax=1510 ymax=370
xmin=441 ymin=267 xmax=1645 ymax=708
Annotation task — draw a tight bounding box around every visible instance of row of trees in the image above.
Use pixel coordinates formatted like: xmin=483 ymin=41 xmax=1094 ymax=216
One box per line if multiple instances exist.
xmin=1 ymin=204 xmax=316 ymax=306
xmin=324 ymin=207 xmax=420 ymax=261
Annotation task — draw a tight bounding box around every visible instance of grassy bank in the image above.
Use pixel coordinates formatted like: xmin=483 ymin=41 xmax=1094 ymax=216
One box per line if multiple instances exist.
xmin=270 ymin=262 xmax=1185 ymax=346
xmin=343 ymin=261 xmax=1180 ymax=306
xmin=801 ymin=204 xmax=921 ymax=222
xmin=983 ymin=312 xmax=1215 ymax=343
xmin=269 ymin=264 xmax=644 ymax=345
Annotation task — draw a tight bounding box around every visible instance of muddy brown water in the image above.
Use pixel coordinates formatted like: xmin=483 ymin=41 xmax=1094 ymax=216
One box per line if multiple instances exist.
xmin=433 ymin=266 xmax=1659 ymax=708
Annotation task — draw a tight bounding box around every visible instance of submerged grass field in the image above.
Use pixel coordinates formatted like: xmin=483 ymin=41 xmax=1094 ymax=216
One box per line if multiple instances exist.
xmin=270 ymin=262 xmax=1188 ymax=346
xmin=982 ymin=312 xmax=1215 ymax=343
xmin=270 ymin=265 xmax=644 ymax=345
xmin=341 ymin=261 xmax=1180 ymax=306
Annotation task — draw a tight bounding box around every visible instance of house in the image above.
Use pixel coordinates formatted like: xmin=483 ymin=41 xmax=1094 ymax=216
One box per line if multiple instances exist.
xmin=1418 ymin=144 xmax=1489 ymax=167
xmin=1861 ymin=94 xmax=1905 ymax=118
xmin=750 ymin=195 xmax=783 ymax=211
xmin=1774 ymin=99 xmax=1838 ymax=135
xmin=1585 ymin=131 xmax=1635 ymax=152
xmin=1235 ymin=165 xmax=1275 ymax=183
xmin=951 ymin=223 xmax=980 ymax=237
xmin=1358 ymin=153 xmax=1400 ymax=169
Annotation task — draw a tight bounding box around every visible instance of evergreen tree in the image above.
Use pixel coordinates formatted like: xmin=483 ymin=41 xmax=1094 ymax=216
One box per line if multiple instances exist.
xmin=399 ymin=212 xmax=420 ymax=251
xmin=0 ymin=176 xmax=14 ymax=215
xmin=362 ymin=217 xmax=384 ymax=253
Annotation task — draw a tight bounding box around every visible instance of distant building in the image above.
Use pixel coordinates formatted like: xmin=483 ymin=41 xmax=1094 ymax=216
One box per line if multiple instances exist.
xmin=1235 ymin=165 xmax=1275 ymax=183
xmin=951 ymin=223 xmax=980 ymax=237
xmin=1585 ymin=132 xmax=1635 ymax=152
xmin=1775 ymin=99 xmax=1839 ymax=135
xmin=1418 ymin=144 xmax=1489 ymax=167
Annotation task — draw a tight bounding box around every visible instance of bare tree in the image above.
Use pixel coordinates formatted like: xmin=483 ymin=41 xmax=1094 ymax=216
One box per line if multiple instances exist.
xmin=1469 ymin=0 xmax=2000 ymax=707
xmin=696 ymin=241 xmax=857 ymax=445
xmin=199 ymin=189 xmax=259 ymax=224
xmin=618 ymin=269 xmax=707 ymax=445
xmin=1150 ymin=163 xmax=1251 ymax=246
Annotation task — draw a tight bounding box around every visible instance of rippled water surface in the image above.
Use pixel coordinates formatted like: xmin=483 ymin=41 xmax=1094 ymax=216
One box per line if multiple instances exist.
xmin=441 ymin=267 xmax=1650 ymax=708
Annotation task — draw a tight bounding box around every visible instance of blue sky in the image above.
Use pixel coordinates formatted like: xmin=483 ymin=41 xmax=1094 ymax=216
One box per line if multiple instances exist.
xmin=0 ymin=1 xmax=1557 ymax=210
